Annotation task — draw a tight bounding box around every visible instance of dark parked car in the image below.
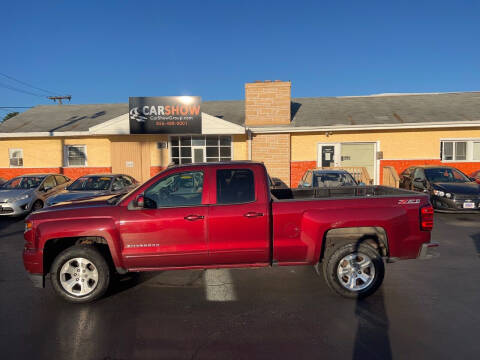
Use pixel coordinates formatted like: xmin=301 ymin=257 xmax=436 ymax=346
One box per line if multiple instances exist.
xmin=46 ymin=174 xmax=138 ymax=206
xmin=298 ymin=169 xmax=358 ymax=188
xmin=400 ymin=165 xmax=480 ymax=211
xmin=0 ymin=174 xmax=71 ymax=216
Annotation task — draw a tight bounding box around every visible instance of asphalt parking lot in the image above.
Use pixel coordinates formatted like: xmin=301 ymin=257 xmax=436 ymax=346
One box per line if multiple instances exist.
xmin=1 ymin=213 xmax=480 ymax=360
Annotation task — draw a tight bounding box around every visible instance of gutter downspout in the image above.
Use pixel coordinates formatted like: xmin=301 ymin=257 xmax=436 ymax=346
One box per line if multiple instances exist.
xmin=247 ymin=129 xmax=252 ymax=160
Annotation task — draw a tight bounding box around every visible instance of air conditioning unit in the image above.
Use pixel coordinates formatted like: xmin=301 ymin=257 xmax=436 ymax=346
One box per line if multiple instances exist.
xmin=10 ymin=158 xmax=23 ymax=167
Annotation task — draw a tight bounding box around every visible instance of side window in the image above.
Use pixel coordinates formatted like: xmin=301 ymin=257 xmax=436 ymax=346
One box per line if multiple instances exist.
xmin=55 ymin=175 xmax=66 ymax=185
xmin=217 ymin=169 xmax=255 ymax=204
xmin=43 ymin=176 xmax=57 ymax=189
xmin=122 ymin=176 xmax=133 ymax=186
xmin=413 ymin=168 xmax=425 ymax=181
xmin=144 ymin=171 xmax=204 ymax=208
xmin=112 ymin=177 xmax=125 ymax=191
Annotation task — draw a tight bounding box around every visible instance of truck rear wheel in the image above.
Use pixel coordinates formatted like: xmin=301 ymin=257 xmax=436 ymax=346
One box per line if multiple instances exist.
xmin=321 ymin=242 xmax=384 ymax=299
xmin=50 ymin=245 xmax=110 ymax=303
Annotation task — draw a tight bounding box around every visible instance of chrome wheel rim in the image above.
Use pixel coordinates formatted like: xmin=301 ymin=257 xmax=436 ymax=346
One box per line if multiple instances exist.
xmin=59 ymin=257 xmax=99 ymax=297
xmin=337 ymin=252 xmax=375 ymax=291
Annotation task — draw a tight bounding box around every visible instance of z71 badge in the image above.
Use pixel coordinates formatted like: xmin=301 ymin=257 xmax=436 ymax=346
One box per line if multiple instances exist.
xmin=398 ymin=199 xmax=421 ymax=205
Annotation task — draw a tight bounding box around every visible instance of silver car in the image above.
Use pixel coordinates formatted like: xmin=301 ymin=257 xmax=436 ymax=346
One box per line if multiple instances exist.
xmin=0 ymin=174 xmax=71 ymax=216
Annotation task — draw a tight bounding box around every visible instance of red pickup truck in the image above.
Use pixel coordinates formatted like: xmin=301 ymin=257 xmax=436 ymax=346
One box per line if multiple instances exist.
xmin=23 ymin=161 xmax=437 ymax=303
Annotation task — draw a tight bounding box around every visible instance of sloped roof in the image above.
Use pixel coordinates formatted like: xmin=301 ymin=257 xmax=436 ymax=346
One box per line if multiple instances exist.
xmin=290 ymin=92 xmax=480 ymax=127
xmin=1 ymin=92 xmax=479 ymax=134
xmin=0 ymin=100 xmax=245 ymax=133
xmin=0 ymin=103 xmax=128 ymax=133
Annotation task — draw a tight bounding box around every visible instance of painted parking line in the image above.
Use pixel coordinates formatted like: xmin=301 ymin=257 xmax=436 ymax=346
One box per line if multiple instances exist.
xmin=204 ymin=269 xmax=237 ymax=302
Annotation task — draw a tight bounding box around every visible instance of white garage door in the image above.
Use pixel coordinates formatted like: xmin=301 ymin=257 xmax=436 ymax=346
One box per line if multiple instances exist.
xmin=340 ymin=143 xmax=376 ymax=180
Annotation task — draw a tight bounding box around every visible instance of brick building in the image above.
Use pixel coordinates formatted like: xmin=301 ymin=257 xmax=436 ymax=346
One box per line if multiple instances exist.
xmin=1 ymin=80 xmax=480 ymax=186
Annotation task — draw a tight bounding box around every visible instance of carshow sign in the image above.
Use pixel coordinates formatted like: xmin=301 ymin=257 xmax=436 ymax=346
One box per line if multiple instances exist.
xmin=129 ymin=96 xmax=201 ymax=134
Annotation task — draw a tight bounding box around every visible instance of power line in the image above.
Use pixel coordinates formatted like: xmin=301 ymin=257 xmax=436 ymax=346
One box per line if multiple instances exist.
xmin=0 ymin=81 xmax=46 ymax=98
xmin=0 ymin=106 xmax=32 ymax=108
xmin=0 ymin=72 xmax=60 ymax=95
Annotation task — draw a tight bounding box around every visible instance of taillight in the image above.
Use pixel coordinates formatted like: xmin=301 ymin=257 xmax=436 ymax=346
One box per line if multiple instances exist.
xmin=420 ymin=205 xmax=434 ymax=231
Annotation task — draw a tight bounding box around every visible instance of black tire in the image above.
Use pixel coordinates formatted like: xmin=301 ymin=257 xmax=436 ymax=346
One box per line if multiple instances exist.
xmin=50 ymin=245 xmax=110 ymax=303
xmin=321 ymin=242 xmax=384 ymax=299
xmin=31 ymin=200 xmax=43 ymax=212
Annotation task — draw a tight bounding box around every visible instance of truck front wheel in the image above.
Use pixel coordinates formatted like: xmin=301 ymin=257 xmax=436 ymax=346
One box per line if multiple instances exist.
xmin=50 ymin=245 xmax=110 ymax=303
xmin=321 ymin=243 xmax=384 ymax=299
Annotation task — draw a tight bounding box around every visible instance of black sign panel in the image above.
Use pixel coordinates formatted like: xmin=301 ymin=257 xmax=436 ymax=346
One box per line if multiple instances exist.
xmin=129 ymin=96 xmax=201 ymax=134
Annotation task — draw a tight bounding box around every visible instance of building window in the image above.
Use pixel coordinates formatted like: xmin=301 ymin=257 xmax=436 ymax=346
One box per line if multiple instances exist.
xmin=170 ymin=136 xmax=232 ymax=164
xmin=65 ymin=145 xmax=87 ymax=166
xmin=441 ymin=140 xmax=479 ymax=162
xmin=9 ymin=149 xmax=23 ymax=167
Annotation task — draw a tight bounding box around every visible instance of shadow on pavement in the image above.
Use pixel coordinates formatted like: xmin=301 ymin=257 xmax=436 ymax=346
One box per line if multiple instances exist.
xmin=353 ymin=289 xmax=392 ymax=360
xmin=106 ymin=272 xmax=161 ymax=297
xmin=470 ymin=233 xmax=480 ymax=256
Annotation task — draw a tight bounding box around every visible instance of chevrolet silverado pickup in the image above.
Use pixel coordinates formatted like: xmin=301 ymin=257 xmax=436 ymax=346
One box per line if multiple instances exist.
xmin=23 ymin=161 xmax=437 ymax=303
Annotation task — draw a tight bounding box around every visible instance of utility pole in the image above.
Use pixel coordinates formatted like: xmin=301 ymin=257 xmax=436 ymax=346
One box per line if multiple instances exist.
xmin=48 ymin=95 xmax=72 ymax=105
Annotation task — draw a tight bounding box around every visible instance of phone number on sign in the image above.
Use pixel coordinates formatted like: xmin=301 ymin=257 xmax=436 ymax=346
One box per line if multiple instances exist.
xmin=155 ymin=121 xmax=188 ymax=126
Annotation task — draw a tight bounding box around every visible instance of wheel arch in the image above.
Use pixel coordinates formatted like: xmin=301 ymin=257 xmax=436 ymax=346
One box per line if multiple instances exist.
xmin=43 ymin=236 xmax=117 ymax=276
xmin=318 ymin=226 xmax=389 ymax=263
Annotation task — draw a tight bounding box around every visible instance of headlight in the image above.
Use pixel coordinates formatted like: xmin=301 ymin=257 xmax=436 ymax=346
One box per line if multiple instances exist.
xmin=445 ymin=193 xmax=452 ymax=198
xmin=433 ymin=190 xmax=445 ymax=197
xmin=13 ymin=193 xmax=30 ymax=201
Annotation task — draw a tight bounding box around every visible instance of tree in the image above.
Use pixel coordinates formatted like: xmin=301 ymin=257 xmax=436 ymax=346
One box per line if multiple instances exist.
xmin=1 ymin=112 xmax=19 ymax=122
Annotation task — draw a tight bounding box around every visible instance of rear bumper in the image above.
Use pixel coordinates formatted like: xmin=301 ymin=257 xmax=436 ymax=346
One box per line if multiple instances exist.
xmin=417 ymin=242 xmax=439 ymax=260
xmin=26 ymin=272 xmax=44 ymax=288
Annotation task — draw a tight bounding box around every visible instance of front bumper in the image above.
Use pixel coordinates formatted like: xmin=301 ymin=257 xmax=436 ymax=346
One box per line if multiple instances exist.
xmin=432 ymin=195 xmax=480 ymax=212
xmin=0 ymin=198 xmax=31 ymax=216
xmin=417 ymin=242 xmax=440 ymax=260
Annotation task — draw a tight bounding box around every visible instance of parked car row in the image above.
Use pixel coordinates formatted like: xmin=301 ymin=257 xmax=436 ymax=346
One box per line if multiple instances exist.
xmin=0 ymin=173 xmax=138 ymax=216
xmin=399 ymin=165 xmax=480 ymax=212
xmin=296 ymin=166 xmax=480 ymax=213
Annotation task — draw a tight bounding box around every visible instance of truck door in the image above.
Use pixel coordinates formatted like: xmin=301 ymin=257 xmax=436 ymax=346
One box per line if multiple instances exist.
xmin=207 ymin=166 xmax=270 ymax=265
xmin=119 ymin=169 xmax=209 ymax=269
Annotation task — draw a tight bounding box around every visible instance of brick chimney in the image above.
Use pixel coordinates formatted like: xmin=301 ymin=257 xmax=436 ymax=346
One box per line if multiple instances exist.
xmin=245 ymin=80 xmax=291 ymax=126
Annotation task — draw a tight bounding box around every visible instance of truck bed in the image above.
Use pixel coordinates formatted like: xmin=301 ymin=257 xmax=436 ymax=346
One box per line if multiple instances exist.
xmin=271 ymin=185 xmax=416 ymax=201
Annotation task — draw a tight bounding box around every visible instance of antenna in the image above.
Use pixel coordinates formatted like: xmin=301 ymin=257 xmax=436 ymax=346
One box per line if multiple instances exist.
xmin=48 ymin=95 xmax=72 ymax=105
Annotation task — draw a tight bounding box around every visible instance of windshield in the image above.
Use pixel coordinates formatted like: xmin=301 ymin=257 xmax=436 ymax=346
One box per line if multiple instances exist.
xmin=425 ymin=168 xmax=470 ymax=183
xmin=67 ymin=176 xmax=112 ymax=191
xmin=1 ymin=176 xmax=44 ymax=190
xmin=313 ymin=172 xmax=357 ymax=187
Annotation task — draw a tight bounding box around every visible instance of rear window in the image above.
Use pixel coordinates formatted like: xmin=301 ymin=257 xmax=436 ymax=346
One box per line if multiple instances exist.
xmin=216 ymin=169 xmax=255 ymax=204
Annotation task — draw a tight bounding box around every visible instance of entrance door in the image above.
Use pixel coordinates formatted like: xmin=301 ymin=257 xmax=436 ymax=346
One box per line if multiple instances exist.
xmin=111 ymin=141 xmax=151 ymax=182
xmin=192 ymin=146 xmax=205 ymax=163
xmin=317 ymin=143 xmax=341 ymax=168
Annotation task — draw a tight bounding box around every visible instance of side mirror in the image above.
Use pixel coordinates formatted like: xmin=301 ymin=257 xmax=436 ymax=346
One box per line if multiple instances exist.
xmin=43 ymin=186 xmax=52 ymax=192
xmin=112 ymin=184 xmax=122 ymax=191
xmin=135 ymin=195 xmax=144 ymax=208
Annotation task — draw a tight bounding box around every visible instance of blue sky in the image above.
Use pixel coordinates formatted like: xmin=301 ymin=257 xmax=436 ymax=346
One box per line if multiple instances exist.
xmin=1 ymin=0 xmax=479 ymax=112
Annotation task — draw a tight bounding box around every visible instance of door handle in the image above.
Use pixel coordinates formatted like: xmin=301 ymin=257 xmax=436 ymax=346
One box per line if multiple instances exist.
xmin=184 ymin=214 xmax=204 ymax=221
xmin=244 ymin=212 xmax=264 ymax=218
